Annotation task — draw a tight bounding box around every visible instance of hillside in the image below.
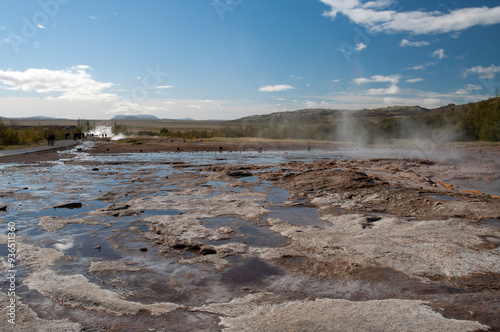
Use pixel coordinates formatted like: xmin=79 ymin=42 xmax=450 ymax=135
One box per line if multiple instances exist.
xmin=232 ymin=106 xmax=429 ymax=125
xmin=111 ymin=115 xmax=160 ymax=120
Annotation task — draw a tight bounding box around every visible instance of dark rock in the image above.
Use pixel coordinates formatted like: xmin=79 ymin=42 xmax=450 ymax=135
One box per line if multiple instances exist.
xmin=92 ymin=168 xmax=99 ymax=171
xmin=54 ymin=202 xmax=82 ymax=209
xmin=366 ymin=216 xmax=381 ymax=223
xmin=227 ymin=170 xmax=252 ymax=177
xmin=104 ymin=204 xmax=130 ymax=211
xmin=200 ymin=247 xmax=217 ymax=255
xmin=94 ymin=245 xmax=101 ymax=250
xmin=0 ymin=204 xmax=7 ymax=211
xmin=139 ymin=247 xmax=148 ymax=252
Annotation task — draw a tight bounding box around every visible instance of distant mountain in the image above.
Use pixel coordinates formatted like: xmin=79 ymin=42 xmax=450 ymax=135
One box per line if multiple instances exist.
xmin=111 ymin=115 xmax=160 ymax=120
xmin=23 ymin=116 xmax=59 ymax=120
xmin=0 ymin=116 xmax=58 ymax=120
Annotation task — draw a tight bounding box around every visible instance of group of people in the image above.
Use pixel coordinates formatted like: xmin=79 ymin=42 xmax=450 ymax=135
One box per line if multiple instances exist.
xmin=46 ymin=132 xmax=109 ymax=145
xmin=46 ymin=134 xmax=56 ymax=146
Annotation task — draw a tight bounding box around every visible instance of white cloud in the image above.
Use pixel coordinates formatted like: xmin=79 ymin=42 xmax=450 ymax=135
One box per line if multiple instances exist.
xmin=0 ymin=66 xmax=117 ymax=101
xmin=331 ymin=79 xmax=340 ymax=83
xmin=406 ymin=78 xmax=424 ymax=83
xmin=37 ymin=24 xmax=46 ymax=29
xmin=157 ymin=85 xmax=173 ymax=89
xmin=353 ymin=74 xmax=400 ymax=85
xmin=353 ymin=74 xmax=400 ymax=95
xmin=355 ymin=42 xmax=367 ymax=51
xmin=290 ymin=75 xmax=303 ymax=80
xmin=407 ymin=62 xmax=437 ymax=71
xmin=400 ymin=39 xmax=430 ymax=47
xmin=367 ymin=84 xmax=400 ymax=95
xmin=259 ymin=84 xmax=295 ymax=92
xmin=454 ymin=84 xmax=483 ymax=95
xmin=320 ymin=0 xmax=500 ymax=35
xmin=431 ymin=48 xmax=446 ymax=59
xmin=408 ymin=65 xmax=424 ymax=71
xmin=187 ymin=105 xmax=201 ymax=109
xmin=0 ymin=38 xmax=10 ymax=44
xmin=105 ymin=101 xmax=167 ymax=115
xmin=463 ymin=64 xmax=500 ymax=79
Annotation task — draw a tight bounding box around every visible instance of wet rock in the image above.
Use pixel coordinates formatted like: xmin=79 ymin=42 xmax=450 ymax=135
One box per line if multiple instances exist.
xmin=24 ymin=270 xmax=183 ymax=316
xmin=265 ymin=214 xmax=500 ymax=282
xmin=227 ymin=170 xmax=252 ymax=177
xmin=0 ymin=292 xmax=82 ymax=331
xmin=95 ymin=191 xmax=121 ymax=202
xmin=38 ymin=216 xmax=109 ymax=232
xmin=53 ymin=202 xmax=82 ymax=209
xmin=92 ymin=168 xmax=99 ymax=171
xmin=88 ymin=261 xmax=145 ymax=275
xmin=90 ymin=203 xmax=141 ymax=217
xmin=94 ymin=245 xmax=101 ymax=250
xmin=0 ymin=203 xmax=6 ymax=211
xmin=139 ymin=247 xmax=148 ymax=252
xmin=200 ymin=246 xmax=217 ymax=255
xmin=194 ymin=294 xmax=489 ymax=332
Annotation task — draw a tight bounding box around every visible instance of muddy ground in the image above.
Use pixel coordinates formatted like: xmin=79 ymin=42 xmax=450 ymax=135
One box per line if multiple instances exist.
xmin=0 ymin=139 xmax=499 ymax=331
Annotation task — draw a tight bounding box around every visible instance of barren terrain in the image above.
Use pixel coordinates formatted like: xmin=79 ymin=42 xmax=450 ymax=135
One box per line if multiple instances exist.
xmin=0 ymin=139 xmax=498 ymax=331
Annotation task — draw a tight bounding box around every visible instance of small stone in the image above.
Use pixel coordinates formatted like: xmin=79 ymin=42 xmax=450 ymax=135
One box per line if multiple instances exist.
xmin=139 ymin=247 xmax=148 ymax=252
xmin=92 ymin=168 xmax=99 ymax=171
xmin=94 ymin=245 xmax=101 ymax=250
xmin=54 ymin=202 xmax=83 ymax=209
xmin=227 ymin=170 xmax=252 ymax=177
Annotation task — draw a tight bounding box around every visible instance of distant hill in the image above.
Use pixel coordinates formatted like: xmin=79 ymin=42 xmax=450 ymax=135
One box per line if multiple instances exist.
xmin=232 ymin=105 xmax=429 ymax=124
xmin=1 ymin=116 xmax=58 ymax=120
xmin=111 ymin=115 xmax=160 ymax=120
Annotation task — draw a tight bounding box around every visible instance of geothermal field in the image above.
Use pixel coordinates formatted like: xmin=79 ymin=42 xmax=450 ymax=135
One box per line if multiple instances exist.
xmin=0 ymin=139 xmax=499 ymax=331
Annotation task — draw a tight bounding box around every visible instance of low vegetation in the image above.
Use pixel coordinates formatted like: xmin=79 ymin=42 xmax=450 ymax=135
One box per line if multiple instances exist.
xmin=155 ymin=97 xmax=500 ymax=143
xmin=2 ymin=97 xmax=499 ymax=147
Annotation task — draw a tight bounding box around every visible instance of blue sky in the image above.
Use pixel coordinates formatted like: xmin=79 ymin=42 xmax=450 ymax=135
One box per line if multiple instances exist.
xmin=0 ymin=0 xmax=499 ymax=120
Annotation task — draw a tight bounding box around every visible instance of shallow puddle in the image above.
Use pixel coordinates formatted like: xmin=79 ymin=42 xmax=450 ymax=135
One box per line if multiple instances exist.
xmin=485 ymin=236 xmax=500 ymax=245
xmin=481 ymin=218 xmax=500 ymax=230
xmin=220 ymin=256 xmax=285 ymax=287
xmin=267 ymin=206 xmax=330 ymax=228
xmin=204 ymin=216 xmax=289 ymax=247
xmin=423 ymin=194 xmax=459 ymax=201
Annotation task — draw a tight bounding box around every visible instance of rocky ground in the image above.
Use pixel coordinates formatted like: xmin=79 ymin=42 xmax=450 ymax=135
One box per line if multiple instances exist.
xmin=0 ymin=139 xmax=498 ymax=331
